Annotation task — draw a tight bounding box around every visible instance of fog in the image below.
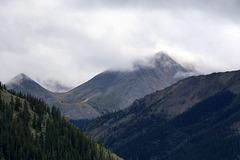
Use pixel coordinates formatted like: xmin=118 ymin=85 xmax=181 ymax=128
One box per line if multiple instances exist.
xmin=0 ymin=0 xmax=239 ymax=88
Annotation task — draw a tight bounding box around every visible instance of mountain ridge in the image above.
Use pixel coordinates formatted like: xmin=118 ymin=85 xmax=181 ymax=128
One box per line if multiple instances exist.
xmin=83 ymin=69 xmax=240 ymax=159
xmin=6 ymin=53 xmax=195 ymax=120
xmin=62 ymin=53 xmax=195 ymax=114
xmin=7 ymin=73 xmax=55 ymax=100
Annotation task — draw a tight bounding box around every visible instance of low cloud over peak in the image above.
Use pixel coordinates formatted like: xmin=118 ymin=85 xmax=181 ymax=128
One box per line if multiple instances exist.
xmin=0 ymin=0 xmax=239 ymax=86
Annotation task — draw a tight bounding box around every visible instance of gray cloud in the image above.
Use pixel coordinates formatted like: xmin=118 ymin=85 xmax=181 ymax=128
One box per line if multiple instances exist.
xmin=0 ymin=0 xmax=240 ymax=87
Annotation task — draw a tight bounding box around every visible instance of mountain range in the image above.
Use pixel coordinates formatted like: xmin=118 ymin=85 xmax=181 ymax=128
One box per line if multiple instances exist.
xmin=4 ymin=52 xmax=240 ymax=159
xmin=6 ymin=53 xmax=194 ymax=120
xmin=83 ymin=70 xmax=240 ymax=159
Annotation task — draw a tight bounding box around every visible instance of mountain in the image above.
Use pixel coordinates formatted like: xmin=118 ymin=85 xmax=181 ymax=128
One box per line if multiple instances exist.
xmin=6 ymin=53 xmax=195 ymax=120
xmin=0 ymin=83 xmax=122 ymax=160
xmin=7 ymin=73 xmax=55 ymax=100
xmin=6 ymin=73 xmax=99 ymax=120
xmin=83 ymin=70 xmax=240 ymax=160
xmin=60 ymin=52 xmax=194 ymax=118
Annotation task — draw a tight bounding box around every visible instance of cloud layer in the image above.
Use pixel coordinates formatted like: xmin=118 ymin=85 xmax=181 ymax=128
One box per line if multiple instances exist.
xmin=0 ymin=0 xmax=240 ymax=87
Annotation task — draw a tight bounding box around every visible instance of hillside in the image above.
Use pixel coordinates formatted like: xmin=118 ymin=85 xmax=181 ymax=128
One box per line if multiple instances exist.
xmin=7 ymin=53 xmax=195 ymax=120
xmin=0 ymin=82 xmax=122 ymax=160
xmin=63 ymin=53 xmax=193 ymax=113
xmin=6 ymin=73 xmax=99 ymax=120
xmin=83 ymin=70 xmax=240 ymax=160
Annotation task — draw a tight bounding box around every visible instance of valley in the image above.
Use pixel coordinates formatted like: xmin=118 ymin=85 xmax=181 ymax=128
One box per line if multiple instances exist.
xmin=1 ymin=1 xmax=239 ymax=159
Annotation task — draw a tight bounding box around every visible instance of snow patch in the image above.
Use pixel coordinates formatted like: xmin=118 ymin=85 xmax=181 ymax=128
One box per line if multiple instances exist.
xmin=83 ymin=98 xmax=90 ymax=103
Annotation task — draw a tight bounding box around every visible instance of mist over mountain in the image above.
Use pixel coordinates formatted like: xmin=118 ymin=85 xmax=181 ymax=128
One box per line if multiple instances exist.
xmin=6 ymin=73 xmax=55 ymax=101
xmin=36 ymin=79 xmax=73 ymax=93
xmin=62 ymin=53 xmax=195 ymax=116
xmin=7 ymin=53 xmax=196 ymax=120
xmin=1 ymin=1 xmax=240 ymax=159
xmin=83 ymin=69 xmax=240 ymax=160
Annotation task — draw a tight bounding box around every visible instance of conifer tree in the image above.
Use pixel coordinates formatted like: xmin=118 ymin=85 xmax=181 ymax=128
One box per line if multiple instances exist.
xmin=15 ymin=97 xmax=21 ymax=111
xmin=0 ymin=89 xmax=121 ymax=160
xmin=10 ymin=96 xmax=14 ymax=111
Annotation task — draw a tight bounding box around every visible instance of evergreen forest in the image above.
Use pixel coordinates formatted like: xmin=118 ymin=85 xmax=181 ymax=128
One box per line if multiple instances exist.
xmin=0 ymin=82 xmax=121 ymax=160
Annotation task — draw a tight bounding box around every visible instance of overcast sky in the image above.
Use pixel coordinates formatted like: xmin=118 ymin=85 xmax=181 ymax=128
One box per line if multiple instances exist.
xmin=0 ymin=0 xmax=240 ymax=88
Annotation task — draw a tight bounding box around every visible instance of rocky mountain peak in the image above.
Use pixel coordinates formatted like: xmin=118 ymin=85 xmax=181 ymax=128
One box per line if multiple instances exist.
xmin=7 ymin=73 xmax=33 ymax=86
xmin=154 ymin=52 xmax=181 ymax=68
xmin=154 ymin=52 xmax=172 ymax=60
xmin=17 ymin=73 xmax=31 ymax=79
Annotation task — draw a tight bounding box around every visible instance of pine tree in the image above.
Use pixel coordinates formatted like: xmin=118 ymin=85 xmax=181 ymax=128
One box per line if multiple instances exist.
xmin=37 ymin=117 xmax=42 ymax=131
xmin=0 ymin=89 xmax=122 ymax=160
xmin=15 ymin=97 xmax=21 ymax=112
xmin=10 ymin=96 xmax=14 ymax=111
xmin=33 ymin=114 xmax=37 ymax=130
xmin=20 ymin=100 xmax=30 ymax=123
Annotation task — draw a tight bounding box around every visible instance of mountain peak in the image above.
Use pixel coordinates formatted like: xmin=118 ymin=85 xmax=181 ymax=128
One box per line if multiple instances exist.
xmin=16 ymin=73 xmax=32 ymax=81
xmin=17 ymin=73 xmax=31 ymax=79
xmin=6 ymin=73 xmax=56 ymax=103
xmin=132 ymin=52 xmax=178 ymax=70
xmin=8 ymin=73 xmax=33 ymax=86
xmin=155 ymin=52 xmax=171 ymax=60
xmin=154 ymin=52 xmax=179 ymax=67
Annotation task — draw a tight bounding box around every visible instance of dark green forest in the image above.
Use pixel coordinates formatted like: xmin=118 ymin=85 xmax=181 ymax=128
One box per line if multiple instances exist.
xmin=0 ymin=82 xmax=121 ymax=160
xmin=90 ymin=90 xmax=240 ymax=160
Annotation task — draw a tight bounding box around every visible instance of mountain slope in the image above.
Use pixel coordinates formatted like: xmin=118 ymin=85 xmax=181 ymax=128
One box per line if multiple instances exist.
xmin=6 ymin=73 xmax=102 ymax=120
xmin=7 ymin=73 xmax=55 ymax=101
xmin=7 ymin=53 xmax=195 ymax=120
xmin=0 ymin=83 xmax=122 ymax=160
xmin=60 ymin=53 xmax=194 ymax=118
xmin=83 ymin=70 xmax=240 ymax=160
